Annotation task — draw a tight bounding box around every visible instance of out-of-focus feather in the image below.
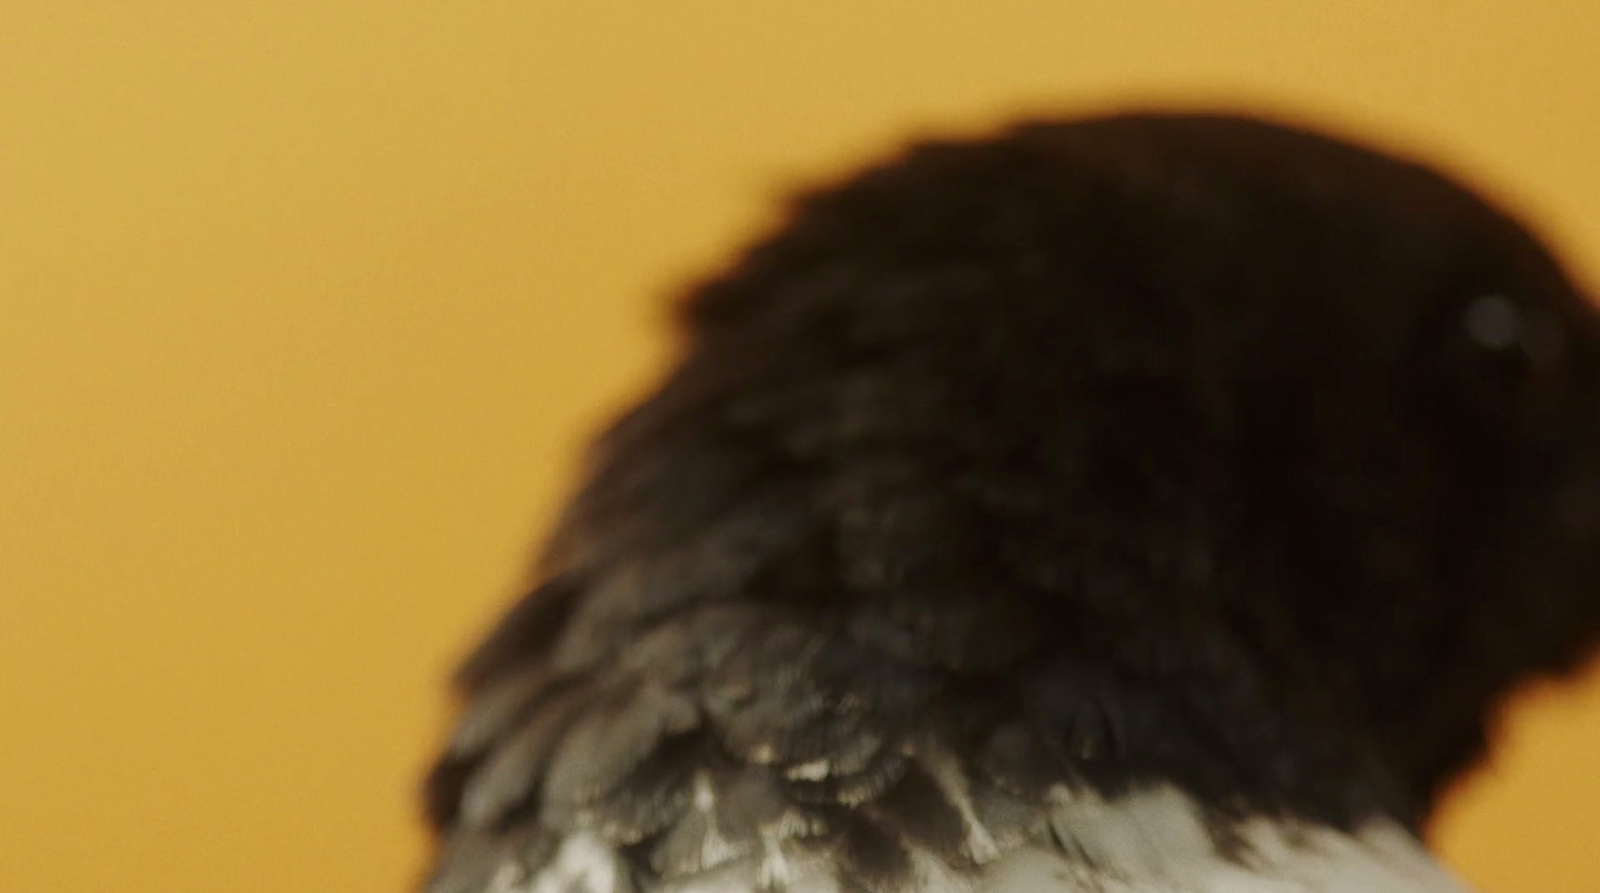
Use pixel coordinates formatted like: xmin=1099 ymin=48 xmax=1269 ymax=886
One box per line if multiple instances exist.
xmin=422 ymin=111 xmax=1600 ymax=892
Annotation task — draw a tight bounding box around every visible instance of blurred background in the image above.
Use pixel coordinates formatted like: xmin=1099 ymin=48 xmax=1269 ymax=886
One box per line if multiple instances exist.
xmin=4 ymin=3 xmax=1599 ymax=891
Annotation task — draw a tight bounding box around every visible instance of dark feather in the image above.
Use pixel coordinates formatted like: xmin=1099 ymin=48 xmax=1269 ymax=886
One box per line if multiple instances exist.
xmin=422 ymin=110 xmax=1600 ymax=892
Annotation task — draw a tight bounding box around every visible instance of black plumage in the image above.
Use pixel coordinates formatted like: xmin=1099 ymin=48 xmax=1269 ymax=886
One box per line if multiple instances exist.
xmin=421 ymin=112 xmax=1600 ymax=893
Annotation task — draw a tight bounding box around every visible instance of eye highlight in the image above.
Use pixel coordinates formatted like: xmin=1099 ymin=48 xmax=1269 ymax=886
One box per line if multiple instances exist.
xmin=1463 ymin=294 xmax=1520 ymax=350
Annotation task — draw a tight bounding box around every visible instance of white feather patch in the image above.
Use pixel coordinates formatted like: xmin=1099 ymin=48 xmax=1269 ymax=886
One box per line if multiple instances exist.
xmin=520 ymin=785 xmax=1472 ymax=893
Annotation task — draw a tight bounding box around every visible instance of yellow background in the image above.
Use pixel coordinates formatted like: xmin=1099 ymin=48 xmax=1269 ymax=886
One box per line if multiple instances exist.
xmin=4 ymin=3 xmax=1599 ymax=891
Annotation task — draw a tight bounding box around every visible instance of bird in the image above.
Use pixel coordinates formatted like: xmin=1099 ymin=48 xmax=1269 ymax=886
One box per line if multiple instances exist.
xmin=419 ymin=111 xmax=1600 ymax=893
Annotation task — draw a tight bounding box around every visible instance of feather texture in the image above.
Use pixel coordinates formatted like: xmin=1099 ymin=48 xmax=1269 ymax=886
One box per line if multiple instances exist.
xmin=422 ymin=110 xmax=1600 ymax=891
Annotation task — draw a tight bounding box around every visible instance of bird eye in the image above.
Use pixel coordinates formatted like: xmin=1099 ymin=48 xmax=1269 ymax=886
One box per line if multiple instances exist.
xmin=1460 ymin=292 xmax=1567 ymax=374
xmin=1463 ymin=294 xmax=1521 ymax=350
